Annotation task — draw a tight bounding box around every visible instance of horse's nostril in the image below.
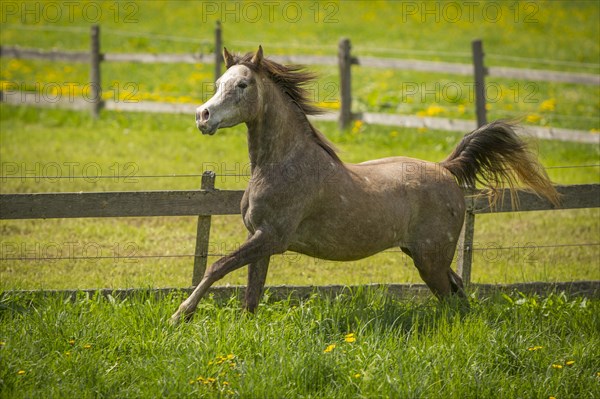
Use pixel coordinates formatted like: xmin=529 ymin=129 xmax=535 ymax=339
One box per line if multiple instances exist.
xmin=202 ymin=109 xmax=210 ymax=122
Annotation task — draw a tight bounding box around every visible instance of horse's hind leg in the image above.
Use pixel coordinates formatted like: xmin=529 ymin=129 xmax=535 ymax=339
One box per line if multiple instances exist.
xmin=244 ymin=256 xmax=270 ymax=313
xmin=407 ymin=243 xmax=466 ymax=300
xmin=448 ymin=268 xmax=467 ymax=298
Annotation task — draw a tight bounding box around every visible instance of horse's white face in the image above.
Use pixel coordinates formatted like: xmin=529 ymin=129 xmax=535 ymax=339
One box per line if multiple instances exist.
xmin=195 ymin=64 xmax=260 ymax=135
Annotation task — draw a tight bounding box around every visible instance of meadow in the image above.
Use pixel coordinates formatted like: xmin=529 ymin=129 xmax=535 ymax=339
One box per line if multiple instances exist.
xmin=0 ymin=1 xmax=599 ymax=397
xmin=1 ymin=289 xmax=600 ymax=398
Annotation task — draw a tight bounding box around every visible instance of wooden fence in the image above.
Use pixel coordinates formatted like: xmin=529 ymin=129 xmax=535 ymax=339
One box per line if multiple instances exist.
xmin=1 ymin=173 xmax=598 ymax=288
xmin=1 ymin=24 xmax=599 ymax=144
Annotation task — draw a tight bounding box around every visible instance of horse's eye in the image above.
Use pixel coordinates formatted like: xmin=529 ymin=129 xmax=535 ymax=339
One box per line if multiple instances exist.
xmin=237 ymin=82 xmax=248 ymax=89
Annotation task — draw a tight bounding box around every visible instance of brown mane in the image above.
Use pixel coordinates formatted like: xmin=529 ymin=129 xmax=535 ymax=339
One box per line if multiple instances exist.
xmin=228 ymin=52 xmax=341 ymax=162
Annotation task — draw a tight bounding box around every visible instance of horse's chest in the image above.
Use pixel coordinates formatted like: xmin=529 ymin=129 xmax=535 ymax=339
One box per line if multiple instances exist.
xmin=241 ymin=188 xmax=268 ymax=234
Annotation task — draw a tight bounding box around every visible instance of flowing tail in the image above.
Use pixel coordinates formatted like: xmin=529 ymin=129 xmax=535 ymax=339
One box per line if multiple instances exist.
xmin=440 ymin=121 xmax=560 ymax=207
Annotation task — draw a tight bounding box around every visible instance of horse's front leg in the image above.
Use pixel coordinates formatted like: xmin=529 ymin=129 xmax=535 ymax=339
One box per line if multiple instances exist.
xmin=244 ymin=256 xmax=270 ymax=313
xmin=170 ymin=230 xmax=282 ymax=324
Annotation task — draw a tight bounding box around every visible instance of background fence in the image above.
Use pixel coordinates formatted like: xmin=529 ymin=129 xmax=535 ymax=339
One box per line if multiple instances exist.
xmin=1 ymin=23 xmax=599 ymax=144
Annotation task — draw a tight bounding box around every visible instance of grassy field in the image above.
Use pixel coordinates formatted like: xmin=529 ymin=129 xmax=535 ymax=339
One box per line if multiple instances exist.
xmin=1 ymin=2 xmax=599 ymax=398
xmin=1 ymin=289 xmax=599 ymax=398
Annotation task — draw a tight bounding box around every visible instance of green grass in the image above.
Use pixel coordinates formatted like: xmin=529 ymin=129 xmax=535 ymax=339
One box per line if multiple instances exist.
xmin=1 ymin=289 xmax=599 ymax=398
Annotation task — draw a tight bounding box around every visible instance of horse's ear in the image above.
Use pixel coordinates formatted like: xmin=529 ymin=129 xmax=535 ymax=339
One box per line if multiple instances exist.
xmin=251 ymin=45 xmax=263 ymax=67
xmin=223 ymin=47 xmax=235 ymax=69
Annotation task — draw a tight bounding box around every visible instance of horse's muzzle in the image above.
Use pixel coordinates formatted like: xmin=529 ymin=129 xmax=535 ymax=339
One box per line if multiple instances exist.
xmin=195 ymin=108 xmax=217 ymax=135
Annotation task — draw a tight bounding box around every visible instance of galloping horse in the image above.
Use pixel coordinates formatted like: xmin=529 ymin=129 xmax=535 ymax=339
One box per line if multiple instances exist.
xmin=170 ymin=46 xmax=559 ymax=323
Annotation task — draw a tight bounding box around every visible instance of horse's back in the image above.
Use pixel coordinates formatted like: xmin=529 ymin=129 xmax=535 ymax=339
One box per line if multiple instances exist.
xmin=350 ymin=156 xmax=466 ymax=241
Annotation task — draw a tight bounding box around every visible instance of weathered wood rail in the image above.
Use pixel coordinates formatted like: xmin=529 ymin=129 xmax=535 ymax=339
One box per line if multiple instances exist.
xmin=1 ymin=184 xmax=598 ymax=220
xmin=1 ymin=179 xmax=598 ymax=288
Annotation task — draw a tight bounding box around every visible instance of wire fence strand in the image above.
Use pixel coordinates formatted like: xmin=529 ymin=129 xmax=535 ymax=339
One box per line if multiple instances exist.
xmin=2 ymin=243 xmax=598 ymax=262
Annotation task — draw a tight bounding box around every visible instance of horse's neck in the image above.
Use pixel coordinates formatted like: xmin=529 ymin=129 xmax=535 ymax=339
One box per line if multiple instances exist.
xmin=246 ymin=99 xmax=332 ymax=171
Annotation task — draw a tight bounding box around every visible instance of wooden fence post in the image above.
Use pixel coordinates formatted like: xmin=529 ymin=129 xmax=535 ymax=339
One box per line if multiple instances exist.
xmin=89 ymin=24 xmax=102 ymax=118
xmin=457 ymin=192 xmax=476 ymax=285
xmin=192 ymin=171 xmax=215 ymax=286
xmin=214 ymin=21 xmax=223 ymax=82
xmin=457 ymin=39 xmax=488 ymax=285
xmin=472 ymin=39 xmax=487 ymax=127
xmin=338 ymin=38 xmax=352 ymax=130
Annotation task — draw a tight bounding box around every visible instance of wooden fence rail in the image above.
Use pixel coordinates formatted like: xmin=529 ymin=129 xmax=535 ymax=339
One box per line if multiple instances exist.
xmin=1 ymin=179 xmax=598 ymax=286
xmin=1 ymin=24 xmax=599 ymax=142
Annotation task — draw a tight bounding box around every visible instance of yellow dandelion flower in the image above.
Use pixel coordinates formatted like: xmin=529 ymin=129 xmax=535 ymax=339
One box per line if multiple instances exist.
xmin=351 ymin=120 xmax=364 ymax=134
xmin=189 ymin=379 xmax=196 ymax=385
xmin=65 ymin=351 xmax=71 ymax=357
xmin=344 ymin=333 xmax=356 ymax=343
xmin=227 ymin=354 xmax=235 ymax=360
xmin=596 ymin=371 xmax=600 ymax=377
xmin=223 ymin=381 xmax=230 ymax=386
xmin=528 ymin=346 xmax=543 ymax=351
xmin=424 ymin=104 xmax=445 ymax=116
xmin=565 ymin=360 xmax=575 ymax=367
xmin=17 ymin=370 xmax=25 ymax=375
xmin=324 ymin=344 xmax=336 ymax=353
xmin=552 ymin=364 xmax=563 ymax=369
xmin=526 ymin=114 xmax=541 ymax=123
xmin=68 ymin=339 xmax=75 ymax=346
xmin=539 ymin=98 xmax=556 ymax=112
xmin=353 ymin=373 xmax=361 ymax=378
xmin=549 ymin=396 xmax=556 ymax=399
xmin=83 ymin=344 xmax=92 ymax=349
xmin=0 ymin=341 xmax=5 ymax=346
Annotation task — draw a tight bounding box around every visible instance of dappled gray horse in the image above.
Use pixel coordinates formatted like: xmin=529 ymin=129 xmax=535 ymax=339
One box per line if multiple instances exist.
xmin=170 ymin=46 xmax=559 ymax=323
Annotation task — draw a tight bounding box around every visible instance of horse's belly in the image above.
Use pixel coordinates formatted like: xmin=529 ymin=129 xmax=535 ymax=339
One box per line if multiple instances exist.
xmin=287 ymin=210 xmax=404 ymax=261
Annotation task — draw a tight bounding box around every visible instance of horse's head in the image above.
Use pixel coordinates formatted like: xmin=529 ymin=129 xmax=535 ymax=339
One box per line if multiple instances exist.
xmin=195 ymin=46 xmax=264 ymax=135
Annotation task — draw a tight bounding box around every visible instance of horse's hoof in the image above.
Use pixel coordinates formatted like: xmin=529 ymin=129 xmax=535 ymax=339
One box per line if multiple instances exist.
xmin=169 ymin=313 xmax=182 ymax=326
